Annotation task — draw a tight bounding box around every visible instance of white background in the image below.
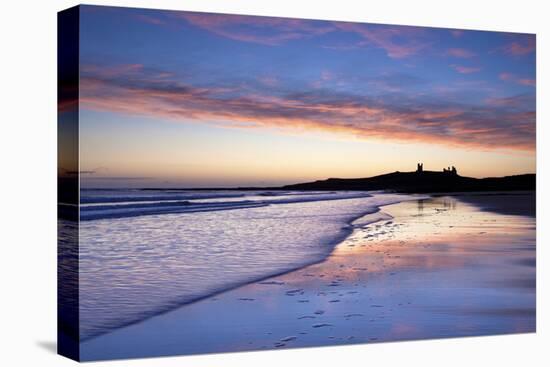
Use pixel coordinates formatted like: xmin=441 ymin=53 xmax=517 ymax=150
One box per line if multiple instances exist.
xmin=0 ymin=0 xmax=547 ymax=365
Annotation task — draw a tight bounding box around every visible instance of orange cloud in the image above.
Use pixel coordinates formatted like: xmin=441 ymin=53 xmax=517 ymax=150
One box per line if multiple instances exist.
xmin=79 ymin=64 xmax=535 ymax=152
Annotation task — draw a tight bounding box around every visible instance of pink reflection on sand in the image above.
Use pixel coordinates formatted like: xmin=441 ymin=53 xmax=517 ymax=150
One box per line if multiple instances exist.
xmin=275 ymin=197 xmax=534 ymax=287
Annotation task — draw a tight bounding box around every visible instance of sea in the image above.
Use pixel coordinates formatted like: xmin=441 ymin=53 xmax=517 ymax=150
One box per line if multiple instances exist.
xmin=71 ymin=189 xmax=415 ymax=340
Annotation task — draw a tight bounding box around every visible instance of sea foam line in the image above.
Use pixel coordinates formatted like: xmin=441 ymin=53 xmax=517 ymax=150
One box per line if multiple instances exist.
xmin=79 ymin=192 xmax=374 ymax=221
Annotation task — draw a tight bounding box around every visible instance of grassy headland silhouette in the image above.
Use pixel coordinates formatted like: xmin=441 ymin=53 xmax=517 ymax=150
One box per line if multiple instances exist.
xmin=280 ymin=163 xmax=535 ymax=193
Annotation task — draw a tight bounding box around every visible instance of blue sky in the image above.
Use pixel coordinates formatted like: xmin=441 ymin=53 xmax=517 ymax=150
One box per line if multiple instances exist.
xmin=69 ymin=5 xmax=536 ymax=187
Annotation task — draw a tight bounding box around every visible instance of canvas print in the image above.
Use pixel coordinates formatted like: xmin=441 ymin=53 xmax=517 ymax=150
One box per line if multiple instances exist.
xmin=58 ymin=5 xmax=536 ymax=362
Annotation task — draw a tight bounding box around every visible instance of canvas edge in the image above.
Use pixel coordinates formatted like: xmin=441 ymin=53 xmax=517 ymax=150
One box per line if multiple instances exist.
xmin=57 ymin=4 xmax=81 ymax=362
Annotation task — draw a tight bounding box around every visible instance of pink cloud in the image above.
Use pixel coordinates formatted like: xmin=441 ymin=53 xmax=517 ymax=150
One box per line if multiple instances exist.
xmin=178 ymin=13 xmax=333 ymax=45
xmin=320 ymin=70 xmax=334 ymax=81
xmin=486 ymin=94 xmax=533 ymax=108
xmin=257 ymin=75 xmax=279 ymax=87
xmin=501 ymin=36 xmax=535 ymax=56
xmin=78 ymin=64 xmax=535 ymax=152
xmin=81 ymin=63 xmax=144 ymax=78
xmin=446 ymin=48 xmax=475 ymax=58
xmin=450 ymin=30 xmax=464 ymax=38
xmin=133 ymin=14 xmax=167 ymax=26
xmin=450 ymin=64 xmax=481 ymax=74
xmin=333 ymin=22 xmax=429 ymax=58
xmin=499 ymin=72 xmax=535 ymax=87
xmin=171 ymin=13 xmax=429 ymax=58
xmin=518 ymin=78 xmax=536 ymax=86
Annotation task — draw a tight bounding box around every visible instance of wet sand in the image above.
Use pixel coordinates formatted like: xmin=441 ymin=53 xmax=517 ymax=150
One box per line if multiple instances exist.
xmin=449 ymin=191 xmax=535 ymax=217
xmin=81 ymin=193 xmax=536 ymax=361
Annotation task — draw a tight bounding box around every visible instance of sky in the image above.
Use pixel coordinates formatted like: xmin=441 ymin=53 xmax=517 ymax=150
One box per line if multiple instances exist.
xmin=69 ymin=5 xmax=536 ymax=188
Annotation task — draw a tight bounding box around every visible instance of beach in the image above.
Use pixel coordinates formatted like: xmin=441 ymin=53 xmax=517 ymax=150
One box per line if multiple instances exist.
xmin=80 ymin=192 xmax=536 ymax=361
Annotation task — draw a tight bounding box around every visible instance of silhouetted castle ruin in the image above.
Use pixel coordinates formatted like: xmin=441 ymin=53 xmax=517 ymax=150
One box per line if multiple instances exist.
xmin=416 ymin=163 xmax=458 ymax=176
xmin=443 ymin=166 xmax=458 ymax=175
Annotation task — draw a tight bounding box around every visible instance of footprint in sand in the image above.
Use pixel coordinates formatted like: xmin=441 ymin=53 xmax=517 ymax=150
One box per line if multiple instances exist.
xmin=345 ymin=313 xmax=364 ymax=318
xmin=285 ymin=289 xmax=303 ymax=296
xmin=280 ymin=336 xmax=297 ymax=342
xmin=312 ymin=323 xmax=332 ymax=328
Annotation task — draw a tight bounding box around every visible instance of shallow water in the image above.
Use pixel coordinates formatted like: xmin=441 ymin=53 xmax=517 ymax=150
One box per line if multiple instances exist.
xmin=77 ymin=190 xmax=413 ymax=340
xmin=81 ymin=195 xmax=535 ymax=361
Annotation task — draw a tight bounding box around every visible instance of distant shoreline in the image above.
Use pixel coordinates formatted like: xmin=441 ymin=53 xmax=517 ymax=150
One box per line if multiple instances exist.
xmin=81 ymin=171 xmax=536 ymax=193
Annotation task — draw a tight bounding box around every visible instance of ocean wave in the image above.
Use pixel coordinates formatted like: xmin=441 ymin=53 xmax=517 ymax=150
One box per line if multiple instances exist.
xmin=80 ymin=190 xmax=246 ymax=204
xmin=80 ymin=191 xmax=373 ymax=220
xmin=75 ymin=192 xmax=414 ymax=340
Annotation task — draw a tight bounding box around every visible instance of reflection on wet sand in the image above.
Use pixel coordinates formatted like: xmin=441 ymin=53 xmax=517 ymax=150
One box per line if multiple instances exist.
xmin=81 ymin=195 xmax=536 ymax=361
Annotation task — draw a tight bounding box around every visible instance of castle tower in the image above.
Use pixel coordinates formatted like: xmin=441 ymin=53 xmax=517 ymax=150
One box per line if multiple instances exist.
xmin=416 ymin=163 xmax=423 ymax=173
